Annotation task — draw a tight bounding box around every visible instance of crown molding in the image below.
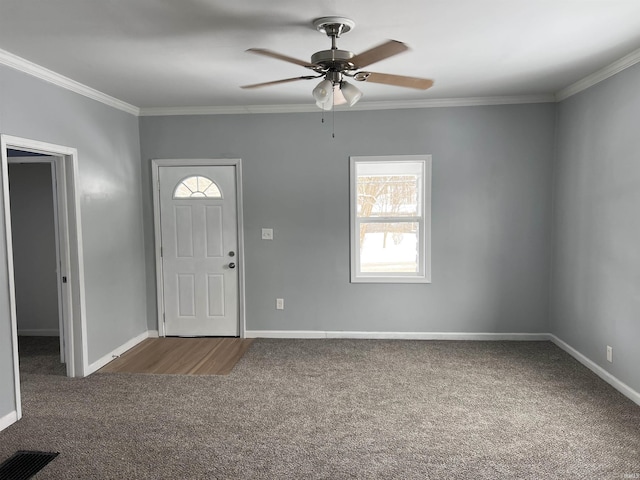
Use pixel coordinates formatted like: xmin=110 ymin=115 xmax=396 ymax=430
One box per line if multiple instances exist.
xmin=0 ymin=48 xmax=140 ymax=116
xmin=139 ymin=94 xmax=555 ymax=116
xmin=349 ymin=94 xmax=556 ymax=110
xmin=555 ymin=46 xmax=640 ymax=102
xmin=139 ymin=104 xmax=318 ymax=116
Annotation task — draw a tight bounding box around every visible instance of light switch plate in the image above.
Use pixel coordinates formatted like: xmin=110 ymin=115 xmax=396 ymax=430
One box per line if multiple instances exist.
xmin=261 ymin=228 xmax=273 ymax=240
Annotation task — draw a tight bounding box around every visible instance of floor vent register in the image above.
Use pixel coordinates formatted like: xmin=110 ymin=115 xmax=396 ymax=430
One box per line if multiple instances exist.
xmin=0 ymin=451 xmax=59 ymax=479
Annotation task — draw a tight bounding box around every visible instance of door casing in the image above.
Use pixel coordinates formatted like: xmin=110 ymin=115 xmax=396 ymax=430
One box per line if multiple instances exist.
xmin=1 ymin=134 xmax=89 ymax=423
xmin=151 ymin=159 xmax=246 ymax=338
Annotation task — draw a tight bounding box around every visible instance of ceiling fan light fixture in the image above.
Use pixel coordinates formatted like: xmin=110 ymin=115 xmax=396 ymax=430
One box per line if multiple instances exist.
xmin=340 ymin=80 xmax=362 ymax=106
xmin=312 ymin=79 xmax=333 ymax=104
xmin=316 ymin=98 xmax=333 ymax=111
xmin=333 ymin=84 xmax=347 ymax=106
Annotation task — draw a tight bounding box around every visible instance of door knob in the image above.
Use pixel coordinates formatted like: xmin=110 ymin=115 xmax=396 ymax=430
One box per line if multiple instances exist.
xmin=229 ymin=262 xmax=236 ymax=269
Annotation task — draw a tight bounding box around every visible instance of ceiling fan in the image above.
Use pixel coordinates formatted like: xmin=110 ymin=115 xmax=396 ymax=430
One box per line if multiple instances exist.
xmin=241 ymin=16 xmax=434 ymax=110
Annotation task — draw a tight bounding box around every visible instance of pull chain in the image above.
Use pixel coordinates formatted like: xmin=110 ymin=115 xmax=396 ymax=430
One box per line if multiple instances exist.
xmin=332 ymin=85 xmax=336 ymax=138
xmin=318 ymin=94 xmax=335 ymax=138
xmin=332 ymin=104 xmax=335 ymax=138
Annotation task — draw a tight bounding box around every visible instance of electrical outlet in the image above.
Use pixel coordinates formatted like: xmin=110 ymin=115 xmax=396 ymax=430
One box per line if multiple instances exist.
xmin=276 ymin=298 xmax=284 ymax=310
xmin=261 ymin=228 xmax=274 ymax=240
xmin=606 ymin=345 xmax=613 ymax=363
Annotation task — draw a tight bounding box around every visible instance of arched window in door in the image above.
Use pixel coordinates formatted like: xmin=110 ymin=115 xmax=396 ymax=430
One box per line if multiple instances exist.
xmin=173 ymin=175 xmax=222 ymax=199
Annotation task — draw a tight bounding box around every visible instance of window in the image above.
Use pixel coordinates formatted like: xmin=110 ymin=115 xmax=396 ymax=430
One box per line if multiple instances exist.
xmin=173 ymin=176 xmax=222 ymax=199
xmin=350 ymin=155 xmax=431 ymax=283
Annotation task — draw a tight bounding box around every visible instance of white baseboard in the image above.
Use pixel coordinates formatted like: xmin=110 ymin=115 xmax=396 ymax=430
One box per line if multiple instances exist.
xmin=0 ymin=410 xmax=19 ymax=432
xmin=244 ymin=330 xmax=549 ymax=341
xmin=147 ymin=329 xmax=159 ymax=338
xmin=246 ymin=330 xmax=327 ymax=339
xmin=549 ymin=334 xmax=640 ymax=407
xmin=85 ymin=330 xmax=150 ymax=375
xmin=17 ymin=329 xmax=59 ymax=336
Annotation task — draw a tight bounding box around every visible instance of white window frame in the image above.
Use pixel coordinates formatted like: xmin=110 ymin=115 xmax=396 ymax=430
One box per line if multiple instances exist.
xmin=350 ymin=154 xmax=432 ymax=284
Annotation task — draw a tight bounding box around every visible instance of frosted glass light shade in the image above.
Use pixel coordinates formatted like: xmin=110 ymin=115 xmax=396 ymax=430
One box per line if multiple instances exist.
xmin=316 ymin=99 xmax=333 ymax=111
xmin=333 ymin=85 xmax=347 ymax=106
xmin=312 ymin=79 xmax=333 ymax=103
xmin=341 ymin=81 xmax=363 ymax=106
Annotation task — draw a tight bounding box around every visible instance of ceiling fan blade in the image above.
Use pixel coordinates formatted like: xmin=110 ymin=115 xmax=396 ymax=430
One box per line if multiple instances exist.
xmin=354 ymin=72 xmax=434 ymax=90
xmin=350 ymin=40 xmax=409 ymax=69
xmin=246 ymin=48 xmax=318 ymax=69
xmin=241 ymin=76 xmax=319 ymax=89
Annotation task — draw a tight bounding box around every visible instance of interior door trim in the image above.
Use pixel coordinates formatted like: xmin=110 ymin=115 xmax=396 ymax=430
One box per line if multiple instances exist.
xmin=1 ymin=135 xmax=89 ymax=426
xmin=151 ymin=159 xmax=246 ymax=338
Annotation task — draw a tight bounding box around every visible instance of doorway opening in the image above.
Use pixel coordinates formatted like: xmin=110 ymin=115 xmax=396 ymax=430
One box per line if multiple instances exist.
xmin=8 ymin=153 xmax=67 ymax=376
xmin=1 ymin=134 xmax=88 ymax=422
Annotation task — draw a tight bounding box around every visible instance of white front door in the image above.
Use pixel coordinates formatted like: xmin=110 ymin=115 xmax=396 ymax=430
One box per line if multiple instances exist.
xmin=158 ymin=165 xmax=239 ymax=336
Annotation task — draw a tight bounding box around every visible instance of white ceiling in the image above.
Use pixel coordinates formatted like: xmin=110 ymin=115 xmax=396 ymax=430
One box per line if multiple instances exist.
xmin=2 ymin=0 xmax=640 ymax=110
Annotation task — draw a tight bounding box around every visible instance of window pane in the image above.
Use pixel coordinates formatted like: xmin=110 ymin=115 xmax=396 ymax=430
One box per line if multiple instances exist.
xmin=203 ymin=183 xmax=222 ymax=197
xmin=359 ymin=222 xmax=419 ymax=273
xmin=356 ymin=162 xmax=422 ymax=218
xmin=183 ymin=176 xmax=199 ymax=193
xmin=174 ymin=176 xmax=222 ymax=199
xmin=174 ymin=183 xmax=193 ymax=198
xmin=197 ymin=176 xmax=212 ymax=191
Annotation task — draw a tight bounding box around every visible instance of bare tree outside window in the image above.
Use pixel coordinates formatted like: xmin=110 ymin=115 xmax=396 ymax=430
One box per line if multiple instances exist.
xmin=357 ymin=175 xmax=418 ymax=247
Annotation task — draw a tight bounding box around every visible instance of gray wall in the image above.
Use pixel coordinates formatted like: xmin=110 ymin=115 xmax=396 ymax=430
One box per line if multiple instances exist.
xmin=8 ymin=162 xmax=59 ymax=335
xmin=0 ymin=64 xmax=147 ymax=419
xmin=551 ymin=63 xmax=640 ymax=393
xmin=140 ymin=104 xmax=556 ymax=334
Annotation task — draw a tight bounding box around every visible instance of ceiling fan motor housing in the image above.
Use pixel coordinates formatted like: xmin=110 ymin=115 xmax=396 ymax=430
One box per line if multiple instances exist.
xmin=311 ymin=49 xmax=356 ymax=72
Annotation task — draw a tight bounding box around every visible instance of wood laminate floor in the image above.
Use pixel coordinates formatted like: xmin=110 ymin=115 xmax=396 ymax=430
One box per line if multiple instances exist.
xmin=99 ymin=337 xmax=253 ymax=375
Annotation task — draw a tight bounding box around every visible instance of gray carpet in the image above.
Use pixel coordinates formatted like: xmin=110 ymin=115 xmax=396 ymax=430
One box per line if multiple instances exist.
xmin=16 ymin=337 xmax=67 ymax=376
xmin=1 ymin=338 xmax=639 ymax=479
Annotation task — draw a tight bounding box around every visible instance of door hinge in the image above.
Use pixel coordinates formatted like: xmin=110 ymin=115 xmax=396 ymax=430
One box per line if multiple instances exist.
xmin=160 ymin=246 xmax=163 ymax=257
xmin=62 ymin=276 xmax=68 ymax=283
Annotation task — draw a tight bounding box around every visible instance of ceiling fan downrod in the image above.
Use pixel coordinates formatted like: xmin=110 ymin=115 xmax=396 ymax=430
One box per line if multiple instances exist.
xmin=314 ymin=17 xmax=352 ymax=49
xmin=311 ymin=17 xmax=357 ymax=77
